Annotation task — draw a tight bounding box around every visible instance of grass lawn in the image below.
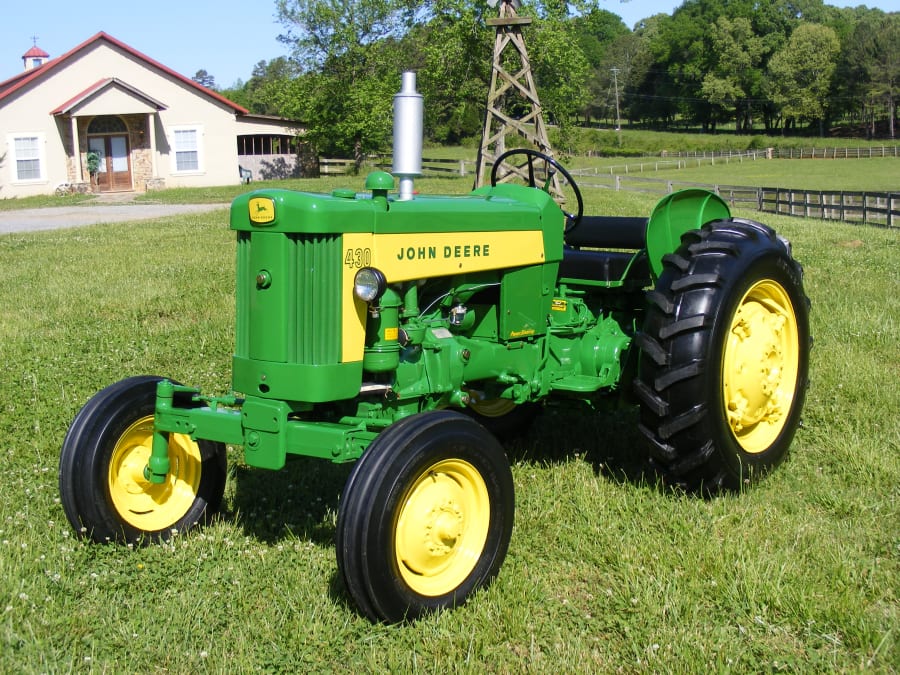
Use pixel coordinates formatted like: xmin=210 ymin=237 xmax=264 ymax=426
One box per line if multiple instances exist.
xmin=638 ymin=157 xmax=900 ymax=193
xmin=0 ymin=179 xmax=897 ymax=671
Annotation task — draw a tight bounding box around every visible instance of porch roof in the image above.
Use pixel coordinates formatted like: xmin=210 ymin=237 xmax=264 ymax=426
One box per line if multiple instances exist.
xmin=51 ymin=77 xmax=169 ymax=116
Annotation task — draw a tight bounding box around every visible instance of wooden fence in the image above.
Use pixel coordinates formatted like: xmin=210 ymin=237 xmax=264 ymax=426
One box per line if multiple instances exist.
xmin=319 ymin=152 xmax=899 ymax=227
xmin=573 ymin=174 xmax=898 ymax=227
xmin=769 ymin=146 xmax=900 ymax=159
xmin=321 ymin=157 xmax=472 ymax=176
xmin=758 ymin=188 xmax=899 ymax=227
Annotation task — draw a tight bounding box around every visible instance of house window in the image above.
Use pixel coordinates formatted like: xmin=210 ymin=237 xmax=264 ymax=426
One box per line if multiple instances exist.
xmin=9 ymin=134 xmax=45 ymax=182
xmin=172 ymin=126 xmax=202 ymax=172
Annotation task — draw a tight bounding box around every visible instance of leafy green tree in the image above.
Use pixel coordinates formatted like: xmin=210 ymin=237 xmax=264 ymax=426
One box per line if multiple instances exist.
xmin=192 ymin=69 xmax=216 ymax=89
xmin=413 ymin=5 xmax=493 ymax=144
xmin=838 ymin=11 xmax=899 ymax=138
xmin=766 ymin=22 xmax=840 ymax=135
xmin=700 ymin=17 xmax=765 ymax=132
xmin=275 ymin=0 xmax=420 ymax=162
xmin=570 ymin=9 xmax=629 ymax=126
xmin=531 ymin=17 xmax=591 ymax=139
xmin=220 ymin=58 xmax=301 ymax=116
xmin=275 ymin=0 xmax=417 ymax=68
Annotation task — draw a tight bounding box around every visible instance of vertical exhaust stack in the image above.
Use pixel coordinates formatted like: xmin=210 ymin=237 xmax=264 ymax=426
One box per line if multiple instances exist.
xmin=393 ymin=71 xmax=423 ymax=201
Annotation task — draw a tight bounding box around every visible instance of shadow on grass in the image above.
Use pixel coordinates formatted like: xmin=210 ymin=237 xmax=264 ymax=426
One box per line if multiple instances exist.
xmin=224 ymin=398 xmax=663 ymax=620
xmin=504 ymin=398 xmax=656 ymax=488
xmin=228 ymin=398 xmax=657 ymax=547
xmin=229 ymin=457 xmax=352 ymax=546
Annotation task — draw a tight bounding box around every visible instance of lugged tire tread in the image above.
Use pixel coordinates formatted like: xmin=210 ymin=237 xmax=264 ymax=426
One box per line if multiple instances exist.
xmin=633 ymin=379 xmax=668 ymax=416
xmin=633 ymin=332 xmax=668 ymax=366
xmin=635 ymin=217 xmax=811 ymax=494
xmin=654 ymin=360 xmax=703 ymax=392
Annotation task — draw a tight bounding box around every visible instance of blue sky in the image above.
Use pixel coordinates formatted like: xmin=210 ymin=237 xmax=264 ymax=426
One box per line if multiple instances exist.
xmin=2 ymin=0 xmax=898 ymax=88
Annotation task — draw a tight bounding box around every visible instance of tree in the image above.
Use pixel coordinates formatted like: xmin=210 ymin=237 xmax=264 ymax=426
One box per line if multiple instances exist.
xmin=192 ymin=69 xmax=216 ymax=89
xmin=839 ymin=11 xmax=899 ymax=138
xmin=413 ymin=7 xmax=493 ymax=144
xmin=276 ymin=0 xmax=423 ymax=163
xmin=767 ymin=22 xmax=840 ymax=135
xmin=275 ymin=0 xmax=417 ymax=68
xmin=530 ymin=17 xmax=591 ymax=140
xmin=220 ymin=58 xmax=301 ymax=116
xmin=700 ymin=17 xmax=765 ymax=132
xmin=571 ymin=9 xmax=630 ymax=126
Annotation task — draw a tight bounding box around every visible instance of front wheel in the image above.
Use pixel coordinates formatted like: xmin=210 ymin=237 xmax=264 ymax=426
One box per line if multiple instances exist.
xmin=336 ymin=411 xmax=514 ymax=622
xmin=59 ymin=376 xmax=227 ymax=543
xmin=634 ymin=218 xmax=811 ymax=494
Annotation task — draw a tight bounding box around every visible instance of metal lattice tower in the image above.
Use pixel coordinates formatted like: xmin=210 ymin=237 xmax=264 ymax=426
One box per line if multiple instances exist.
xmin=473 ymin=0 xmax=560 ymax=197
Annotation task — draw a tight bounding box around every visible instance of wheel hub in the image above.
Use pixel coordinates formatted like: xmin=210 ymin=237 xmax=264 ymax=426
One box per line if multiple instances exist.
xmin=722 ymin=280 xmax=799 ymax=454
xmin=395 ymin=460 xmax=490 ymax=596
xmin=107 ymin=416 xmax=202 ymax=530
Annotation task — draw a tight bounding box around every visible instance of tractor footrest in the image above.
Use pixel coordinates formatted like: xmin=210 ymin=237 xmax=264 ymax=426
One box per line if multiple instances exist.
xmin=550 ymin=374 xmax=606 ymax=393
xmin=559 ymin=248 xmax=649 ymax=284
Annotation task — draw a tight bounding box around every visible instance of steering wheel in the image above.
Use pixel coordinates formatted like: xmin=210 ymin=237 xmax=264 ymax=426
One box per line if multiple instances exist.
xmin=490 ymin=148 xmax=583 ymax=234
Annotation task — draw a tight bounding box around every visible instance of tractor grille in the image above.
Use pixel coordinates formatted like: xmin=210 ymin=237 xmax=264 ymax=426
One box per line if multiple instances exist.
xmin=235 ymin=232 xmax=342 ymax=366
xmin=295 ymin=234 xmax=342 ymax=364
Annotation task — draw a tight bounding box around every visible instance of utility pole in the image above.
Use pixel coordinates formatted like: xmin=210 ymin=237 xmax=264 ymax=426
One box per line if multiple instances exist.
xmin=611 ymin=67 xmax=622 ymax=146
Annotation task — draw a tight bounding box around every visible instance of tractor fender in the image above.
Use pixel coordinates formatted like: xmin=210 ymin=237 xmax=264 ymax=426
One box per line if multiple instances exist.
xmin=645 ymin=189 xmax=731 ymax=280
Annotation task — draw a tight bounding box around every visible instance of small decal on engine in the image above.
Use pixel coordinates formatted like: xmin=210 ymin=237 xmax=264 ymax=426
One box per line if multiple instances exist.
xmin=249 ymin=197 xmax=276 ymax=224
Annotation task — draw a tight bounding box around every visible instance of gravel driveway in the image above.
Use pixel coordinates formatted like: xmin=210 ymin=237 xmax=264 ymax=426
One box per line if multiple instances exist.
xmin=0 ymin=202 xmax=229 ymax=235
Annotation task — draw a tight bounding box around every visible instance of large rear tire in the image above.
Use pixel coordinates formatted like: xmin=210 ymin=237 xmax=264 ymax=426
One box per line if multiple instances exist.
xmin=634 ymin=218 xmax=810 ymax=494
xmin=59 ymin=376 xmax=227 ymax=543
xmin=336 ymin=410 xmax=514 ymax=622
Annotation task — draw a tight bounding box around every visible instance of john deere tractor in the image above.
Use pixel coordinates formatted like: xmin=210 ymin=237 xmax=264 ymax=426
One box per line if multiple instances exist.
xmin=59 ymin=74 xmax=810 ymax=623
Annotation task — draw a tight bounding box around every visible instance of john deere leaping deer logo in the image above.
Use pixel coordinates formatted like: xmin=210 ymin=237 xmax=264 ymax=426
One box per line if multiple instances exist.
xmin=249 ymin=197 xmax=276 ymax=224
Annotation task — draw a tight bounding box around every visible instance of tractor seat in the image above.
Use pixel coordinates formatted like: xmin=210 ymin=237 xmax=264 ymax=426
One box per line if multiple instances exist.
xmin=560 ymin=215 xmax=650 ymax=285
xmin=566 ymin=215 xmax=648 ymax=249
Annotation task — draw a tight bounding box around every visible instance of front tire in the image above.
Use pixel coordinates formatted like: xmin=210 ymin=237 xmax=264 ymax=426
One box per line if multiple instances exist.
xmin=59 ymin=376 xmax=227 ymax=543
xmin=634 ymin=218 xmax=810 ymax=494
xmin=336 ymin=411 xmax=514 ymax=622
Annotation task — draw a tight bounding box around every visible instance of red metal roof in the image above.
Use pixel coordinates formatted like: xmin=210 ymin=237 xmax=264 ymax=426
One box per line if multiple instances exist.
xmin=22 ymin=45 xmax=50 ymax=59
xmin=0 ymin=31 xmax=248 ymax=114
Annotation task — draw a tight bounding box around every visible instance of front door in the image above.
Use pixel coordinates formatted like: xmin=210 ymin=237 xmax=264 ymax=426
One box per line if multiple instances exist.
xmin=88 ymin=135 xmax=132 ymax=192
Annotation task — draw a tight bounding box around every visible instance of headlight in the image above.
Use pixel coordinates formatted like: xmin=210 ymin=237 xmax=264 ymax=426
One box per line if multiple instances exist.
xmin=354 ymin=267 xmax=387 ymax=303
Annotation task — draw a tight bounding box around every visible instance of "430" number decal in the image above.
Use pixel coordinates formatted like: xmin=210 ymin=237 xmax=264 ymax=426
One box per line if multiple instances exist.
xmin=344 ymin=248 xmax=372 ymax=269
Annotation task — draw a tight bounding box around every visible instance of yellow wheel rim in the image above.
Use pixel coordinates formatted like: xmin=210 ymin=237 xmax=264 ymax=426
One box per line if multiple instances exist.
xmin=467 ymin=395 xmax=517 ymax=419
xmin=107 ymin=415 xmax=203 ymax=531
xmin=722 ymin=279 xmax=800 ymax=454
xmin=394 ymin=459 xmax=490 ymax=597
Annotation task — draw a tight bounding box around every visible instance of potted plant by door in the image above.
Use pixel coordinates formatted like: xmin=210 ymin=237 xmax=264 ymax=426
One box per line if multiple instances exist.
xmin=86 ymin=151 xmax=101 ymax=191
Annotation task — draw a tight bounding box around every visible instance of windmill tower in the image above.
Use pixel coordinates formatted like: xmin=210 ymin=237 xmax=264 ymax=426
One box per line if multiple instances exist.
xmin=473 ymin=0 xmax=560 ymax=197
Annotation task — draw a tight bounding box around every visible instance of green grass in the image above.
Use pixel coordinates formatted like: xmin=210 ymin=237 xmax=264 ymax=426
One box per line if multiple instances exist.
xmin=638 ymin=157 xmax=900 ymax=193
xmin=0 ymin=192 xmax=95 ymax=211
xmin=0 ymin=183 xmax=898 ymax=671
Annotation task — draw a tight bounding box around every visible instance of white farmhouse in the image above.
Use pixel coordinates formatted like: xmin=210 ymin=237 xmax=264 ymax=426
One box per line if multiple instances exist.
xmin=0 ymin=32 xmax=303 ymax=198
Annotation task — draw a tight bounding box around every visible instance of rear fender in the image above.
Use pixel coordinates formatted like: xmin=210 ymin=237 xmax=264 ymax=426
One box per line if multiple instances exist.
xmin=645 ymin=189 xmax=731 ymax=280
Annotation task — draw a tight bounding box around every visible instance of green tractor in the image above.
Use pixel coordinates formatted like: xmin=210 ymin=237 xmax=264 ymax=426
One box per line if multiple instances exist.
xmin=59 ymin=75 xmax=810 ymax=623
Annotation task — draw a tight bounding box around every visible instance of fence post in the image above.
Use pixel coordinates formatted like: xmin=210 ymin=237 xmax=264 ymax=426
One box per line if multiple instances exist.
xmin=615 ymin=175 xmax=621 ymax=191
xmin=459 ymin=160 xmax=466 ymax=177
